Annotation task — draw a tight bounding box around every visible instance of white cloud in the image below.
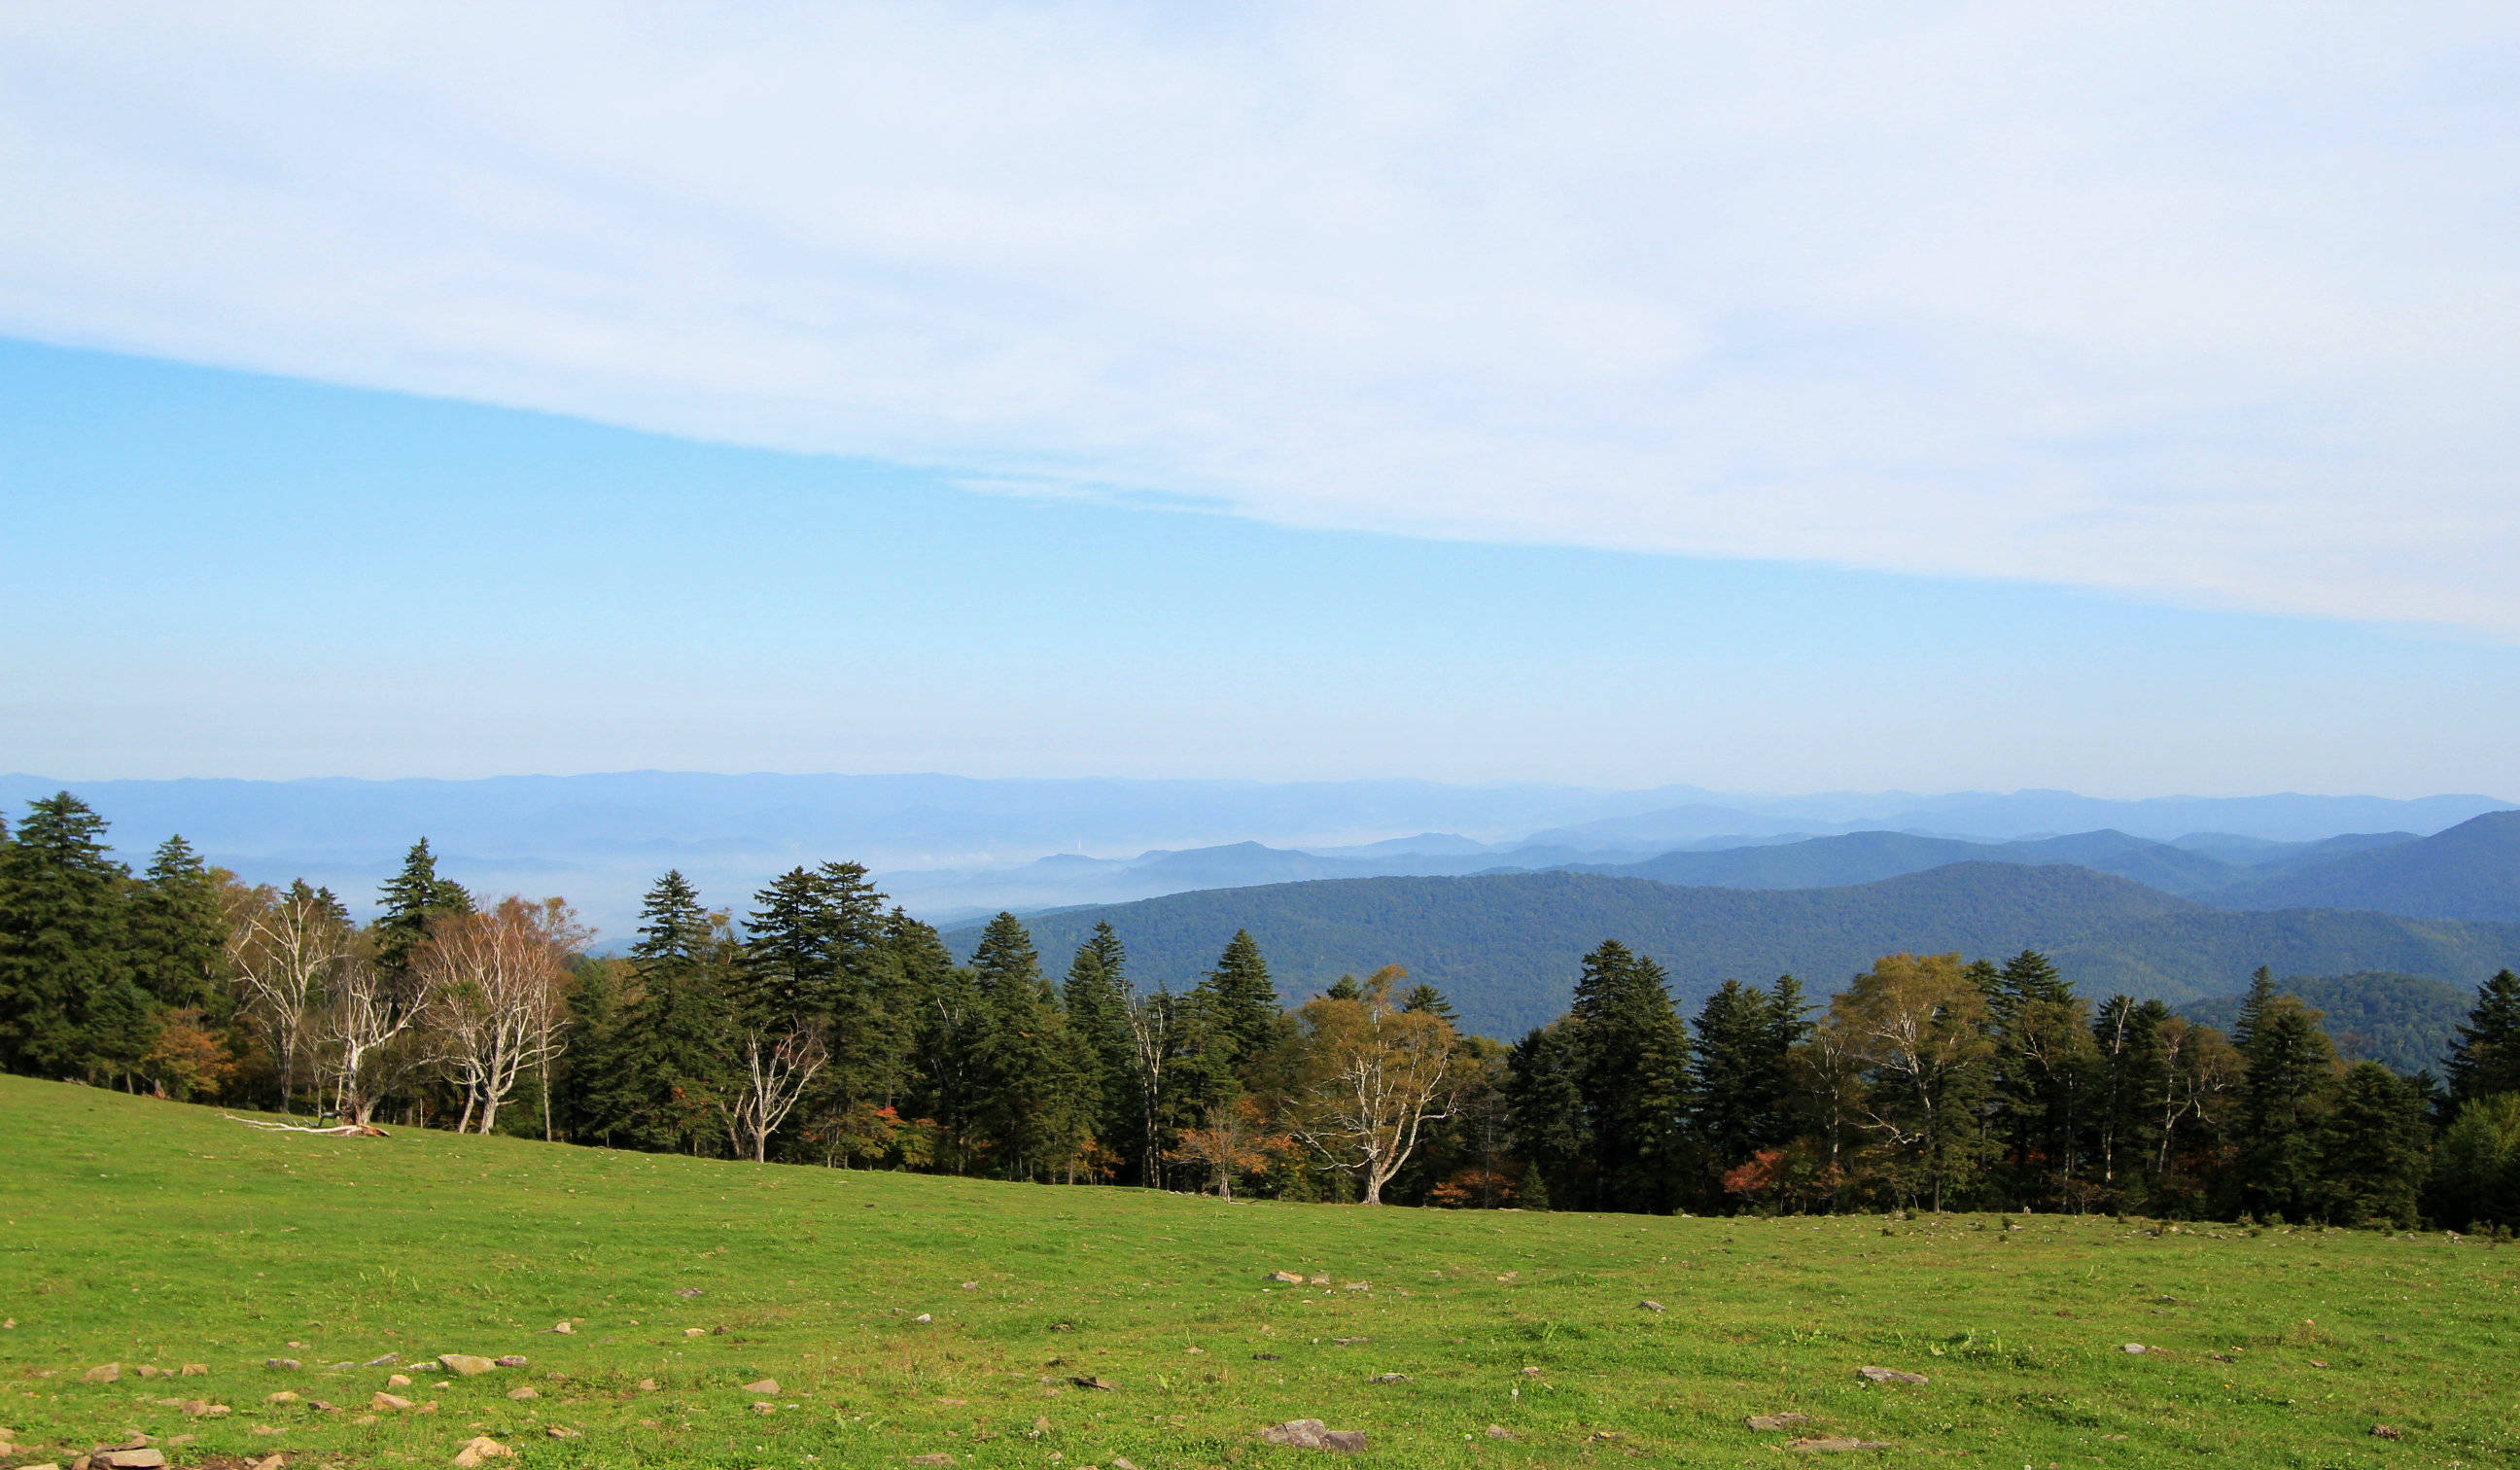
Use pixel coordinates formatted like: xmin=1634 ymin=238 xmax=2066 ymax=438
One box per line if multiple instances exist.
xmin=3 ymin=2 xmax=2516 ymax=632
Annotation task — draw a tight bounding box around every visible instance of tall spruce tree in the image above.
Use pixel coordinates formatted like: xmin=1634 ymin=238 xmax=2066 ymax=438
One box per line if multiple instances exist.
xmin=2445 ymin=969 xmax=2520 ymax=1105
xmin=1195 ymin=929 xmax=1281 ymax=1071
xmin=372 ymin=838 xmax=472 ymax=979
xmin=2231 ymin=993 xmax=2337 ymax=1221
xmin=1063 ymin=924 xmax=1138 ymax=1178
xmin=1506 ymin=1021 xmax=1591 ymax=1208
xmin=606 ymin=870 xmax=734 ymax=1154
xmin=1988 ymin=950 xmax=2096 ymax=1210
xmin=2316 ymin=1062 xmax=2430 ymax=1227
xmin=127 ymin=834 xmax=228 ymax=1017
xmin=966 ymin=912 xmax=1091 ymax=1179
xmin=1565 ymin=939 xmax=1691 ymax=1213
xmin=1689 ymin=978 xmax=1802 ymax=1195
xmin=895 ymin=908 xmax=984 ymax=1170
xmin=0 ymin=793 xmax=152 ymax=1081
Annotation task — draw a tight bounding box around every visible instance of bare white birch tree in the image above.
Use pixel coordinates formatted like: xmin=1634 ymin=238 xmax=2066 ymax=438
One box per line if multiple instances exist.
xmin=224 ymin=880 xmax=353 ymax=1114
xmin=417 ymin=895 xmax=586 ymax=1136
xmin=317 ymin=944 xmax=427 ymax=1126
xmin=725 ymin=1023 xmax=828 ymax=1163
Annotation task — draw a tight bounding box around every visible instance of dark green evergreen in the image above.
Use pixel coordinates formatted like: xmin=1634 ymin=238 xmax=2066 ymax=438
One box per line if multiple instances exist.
xmin=0 ymin=794 xmax=151 ymax=1081
xmin=2317 ymin=1062 xmax=2430 ymax=1227
xmin=127 ymin=835 xmax=228 ymax=1016
xmin=2231 ymin=994 xmax=2337 ymax=1221
xmin=372 ymin=838 xmax=472 ymax=979
xmin=2445 ymin=968 xmax=2520 ymax=1104
xmin=1565 ymin=939 xmax=1692 ymax=1213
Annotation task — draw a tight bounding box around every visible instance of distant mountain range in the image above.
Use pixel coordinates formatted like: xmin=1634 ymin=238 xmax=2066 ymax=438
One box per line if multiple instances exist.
xmin=2 ymin=772 xmax=2508 ymax=943
xmin=943 ymin=863 xmax=2520 ymax=1042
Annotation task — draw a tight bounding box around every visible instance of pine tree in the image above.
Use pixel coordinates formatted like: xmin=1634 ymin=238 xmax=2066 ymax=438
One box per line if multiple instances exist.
xmin=1506 ymin=1021 xmax=1590 ymax=1208
xmin=966 ymin=913 xmax=1092 ymax=1179
xmin=2232 ymin=994 xmax=2337 ymax=1221
xmin=0 ymin=793 xmax=152 ymax=1082
xmin=373 ymin=838 xmax=472 ymax=978
xmin=1399 ymin=983 xmax=1457 ymax=1024
xmin=1690 ymin=980 xmax=1790 ymax=1192
xmin=127 ymin=835 xmax=228 ymax=1017
xmin=1195 ymin=929 xmax=1281 ymax=1071
xmin=2316 ymin=1062 xmax=2430 ymax=1227
xmin=1063 ymin=924 xmax=1138 ymax=1178
xmin=1987 ymin=949 xmax=2095 ymax=1211
xmin=894 ymin=909 xmax=986 ymax=1171
xmin=2231 ymin=966 xmax=2279 ymax=1052
xmin=1566 ymin=940 xmax=1692 ymax=1213
xmin=2445 ymin=969 xmax=2520 ymax=1104
xmin=605 ymin=870 xmax=734 ymax=1154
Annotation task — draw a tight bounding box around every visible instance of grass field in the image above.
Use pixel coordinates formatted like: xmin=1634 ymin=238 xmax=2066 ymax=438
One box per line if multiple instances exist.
xmin=3 ymin=1076 xmax=2514 ymax=1469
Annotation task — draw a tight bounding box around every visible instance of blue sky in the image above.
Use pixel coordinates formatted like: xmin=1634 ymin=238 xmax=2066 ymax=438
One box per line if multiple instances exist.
xmin=5 ymin=337 xmax=2513 ymax=795
xmin=2 ymin=6 xmax=2516 ymax=796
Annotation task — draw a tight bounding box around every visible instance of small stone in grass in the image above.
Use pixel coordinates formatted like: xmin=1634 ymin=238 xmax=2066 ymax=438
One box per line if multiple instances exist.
xmin=1639 ymin=1300 xmax=1664 ymax=1312
xmin=908 ymin=1455 xmax=956 ymax=1467
xmin=546 ymin=1426 xmax=581 ymax=1439
xmin=264 ymin=1392 xmax=299 ymax=1405
xmin=1071 ymin=1376 xmax=1119 ymax=1391
xmin=1486 ymin=1424 xmax=1514 ymax=1438
xmin=683 ymin=1328 xmax=706 ymax=1337
xmin=438 ymin=1354 xmax=496 ymax=1378
xmin=913 ymin=1313 xmax=932 ymax=1323
xmin=493 ymin=1356 xmax=528 ymax=1368
xmin=1269 ymin=1271 xmax=1305 ymax=1284
xmin=751 ymin=1401 xmax=777 ymax=1416
xmin=1111 ymin=1458 xmax=1141 ymax=1470
xmin=450 ymin=1434 xmax=514 ymax=1467
xmin=962 ymin=1281 xmax=977 ymax=1290
xmin=505 ymin=1386 xmax=537 ymax=1401
xmin=83 ymin=1363 xmax=122 ymax=1383
xmin=264 ymin=1359 xmax=299 ymax=1372
xmin=1785 ymin=1436 xmax=1892 ymax=1452
xmin=1747 ymin=1414 xmax=1814 ymax=1431
xmin=2121 ymin=1344 xmax=2147 ymax=1354
xmin=371 ymin=1391 xmax=414 ymax=1412
xmin=366 ymin=1354 xmax=400 ymax=1367
xmin=637 ymin=1379 xmax=658 ymax=1392
xmin=387 ymin=1375 xmax=412 ymax=1388
xmin=1855 ymin=1366 xmax=1928 ymax=1385
xmin=742 ymin=1379 xmax=779 ymax=1395
xmin=2371 ymin=1425 xmax=2402 ymax=1440
xmin=2309 ymin=1359 xmax=2329 ymax=1368
xmin=1368 ymin=1372 xmax=1410 ymax=1383
xmin=1261 ymin=1419 xmax=1367 ymax=1452
xmin=550 ymin=1322 xmax=573 ymax=1335
xmin=675 ymin=1287 xmax=702 ymax=1298
xmin=180 ymin=1365 xmax=206 ymax=1377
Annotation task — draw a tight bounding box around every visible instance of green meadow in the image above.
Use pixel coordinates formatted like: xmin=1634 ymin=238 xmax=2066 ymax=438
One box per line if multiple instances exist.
xmin=3 ymin=1074 xmax=2512 ymax=1469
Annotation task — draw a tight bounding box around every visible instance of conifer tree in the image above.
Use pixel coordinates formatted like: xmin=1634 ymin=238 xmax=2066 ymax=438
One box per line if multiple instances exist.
xmin=606 ymin=870 xmax=734 ymax=1154
xmin=2445 ymin=969 xmax=2520 ymax=1105
xmin=2231 ymin=994 xmax=2338 ymax=1221
xmin=1399 ymin=983 xmax=1457 ymax=1023
xmin=966 ymin=913 xmax=1093 ymax=1179
xmin=1063 ymin=925 xmax=1138 ymax=1177
xmin=2316 ymin=1062 xmax=2430 ymax=1227
xmin=895 ymin=909 xmax=985 ymax=1170
xmin=1506 ymin=1021 xmax=1590 ymax=1208
xmin=127 ymin=834 xmax=228 ymax=1016
xmin=373 ymin=838 xmax=472 ymax=979
xmin=1987 ymin=950 xmax=2095 ymax=1210
xmin=1690 ymin=979 xmax=1798 ymax=1192
xmin=1565 ymin=939 xmax=1691 ymax=1212
xmin=1195 ymin=929 xmax=1281 ymax=1071
xmin=0 ymin=793 xmax=151 ymax=1081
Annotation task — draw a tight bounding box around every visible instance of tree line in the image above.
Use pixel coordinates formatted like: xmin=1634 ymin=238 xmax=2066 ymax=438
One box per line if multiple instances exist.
xmin=3 ymin=791 xmax=2515 ymax=1228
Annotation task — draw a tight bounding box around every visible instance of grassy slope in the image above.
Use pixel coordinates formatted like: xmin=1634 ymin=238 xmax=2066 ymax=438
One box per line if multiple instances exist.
xmin=4 ymin=1077 xmax=2515 ymax=1469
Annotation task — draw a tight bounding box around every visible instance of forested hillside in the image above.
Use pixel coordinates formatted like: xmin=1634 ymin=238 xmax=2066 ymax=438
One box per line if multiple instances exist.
xmin=2178 ymin=971 xmax=2476 ymax=1076
xmin=1582 ymin=828 xmax=2238 ymax=896
xmin=2214 ymin=810 xmax=2520 ymax=923
xmin=959 ymin=864 xmax=2520 ymax=1040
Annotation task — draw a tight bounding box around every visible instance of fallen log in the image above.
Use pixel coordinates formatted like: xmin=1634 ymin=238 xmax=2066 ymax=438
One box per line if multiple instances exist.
xmin=222 ymin=1113 xmax=390 ymax=1138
